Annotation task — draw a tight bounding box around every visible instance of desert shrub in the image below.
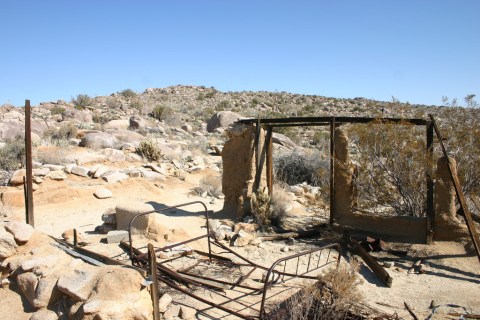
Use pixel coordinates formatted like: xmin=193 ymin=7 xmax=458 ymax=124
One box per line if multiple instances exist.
xmin=274 ymin=152 xmax=328 ymax=186
xmin=135 ymin=140 xmax=162 ymax=162
xmin=43 ymin=123 xmax=77 ymax=143
xmin=50 ymin=106 xmax=65 ymax=115
xmin=0 ymin=137 xmax=26 ymax=171
xmin=151 ymin=105 xmax=172 ymax=121
xmin=251 ymin=187 xmax=273 ymax=228
xmin=35 ymin=147 xmax=66 ymax=165
xmin=284 ymin=263 xmax=364 ymax=320
xmin=348 ymin=121 xmax=426 ymax=217
xmin=71 ymin=94 xmax=92 ymax=109
xmin=105 ymin=96 xmax=122 ymax=109
xmin=119 ymin=89 xmax=136 ymax=99
xmin=216 ymin=100 xmax=231 ymax=111
xmin=269 ymin=185 xmax=290 ymax=226
xmin=130 ymin=99 xmax=143 ymax=111
xmin=193 ymin=175 xmax=222 ymax=197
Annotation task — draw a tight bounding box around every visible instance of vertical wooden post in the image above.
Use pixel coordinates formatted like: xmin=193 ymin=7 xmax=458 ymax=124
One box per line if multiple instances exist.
xmin=148 ymin=243 xmax=160 ymax=320
xmin=25 ymin=100 xmax=34 ymax=227
xmin=329 ymin=117 xmax=336 ymax=226
xmin=426 ymin=121 xmax=434 ymax=243
xmin=265 ymin=127 xmax=273 ymax=196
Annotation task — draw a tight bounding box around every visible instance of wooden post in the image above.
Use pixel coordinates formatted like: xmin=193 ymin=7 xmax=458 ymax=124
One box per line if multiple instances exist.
xmin=426 ymin=121 xmax=434 ymax=243
xmin=148 ymin=243 xmax=160 ymax=320
xmin=329 ymin=117 xmax=336 ymax=226
xmin=265 ymin=127 xmax=273 ymax=196
xmin=25 ymin=100 xmax=34 ymax=227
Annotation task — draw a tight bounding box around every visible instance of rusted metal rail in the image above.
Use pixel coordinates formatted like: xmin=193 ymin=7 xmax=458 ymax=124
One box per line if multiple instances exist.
xmin=125 ymin=201 xmax=342 ymax=319
xmin=429 ymin=115 xmax=480 ymax=263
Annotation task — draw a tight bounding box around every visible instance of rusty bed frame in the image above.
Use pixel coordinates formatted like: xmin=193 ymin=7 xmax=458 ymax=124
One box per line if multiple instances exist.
xmin=125 ymin=201 xmax=342 ymax=319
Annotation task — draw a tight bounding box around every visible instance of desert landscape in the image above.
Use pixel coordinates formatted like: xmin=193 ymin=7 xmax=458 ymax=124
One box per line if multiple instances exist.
xmin=0 ymin=85 xmax=479 ymax=319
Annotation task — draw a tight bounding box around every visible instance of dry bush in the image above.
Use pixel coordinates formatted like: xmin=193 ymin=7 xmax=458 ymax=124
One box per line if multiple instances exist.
xmin=193 ymin=175 xmax=222 ymax=197
xmin=35 ymin=147 xmax=66 ymax=165
xmin=251 ymin=187 xmax=273 ymax=227
xmin=0 ymin=136 xmax=26 ymax=171
xmin=437 ymin=108 xmax=480 ymax=197
xmin=135 ymin=140 xmax=162 ymax=162
xmin=283 ymin=263 xmax=365 ymax=320
xmin=348 ymin=121 xmax=426 ymax=217
xmin=274 ymin=152 xmax=329 ymax=187
xmin=270 ymin=184 xmax=291 ymax=226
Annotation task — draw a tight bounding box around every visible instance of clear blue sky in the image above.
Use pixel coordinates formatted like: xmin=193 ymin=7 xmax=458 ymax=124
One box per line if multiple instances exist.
xmin=1 ymin=1 xmax=479 ymax=107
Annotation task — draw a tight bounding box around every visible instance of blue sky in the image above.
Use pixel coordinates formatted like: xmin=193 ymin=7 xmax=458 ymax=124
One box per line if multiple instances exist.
xmin=1 ymin=1 xmax=479 ymax=106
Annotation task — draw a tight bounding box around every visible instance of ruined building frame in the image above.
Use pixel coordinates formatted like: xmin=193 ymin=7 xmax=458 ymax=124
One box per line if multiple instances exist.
xmin=222 ymin=116 xmax=472 ymax=244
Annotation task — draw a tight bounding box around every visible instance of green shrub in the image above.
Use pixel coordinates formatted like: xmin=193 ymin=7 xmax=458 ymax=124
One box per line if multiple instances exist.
xmin=151 ymin=105 xmax=172 ymax=121
xmin=136 ymin=140 xmax=162 ymax=162
xmin=119 ymin=89 xmax=136 ymax=99
xmin=50 ymin=106 xmax=66 ymax=115
xmin=274 ymin=152 xmax=328 ymax=186
xmin=71 ymin=94 xmax=92 ymax=109
xmin=130 ymin=99 xmax=143 ymax=111
xmin=0 ymin=137 xmax=26 ymax=171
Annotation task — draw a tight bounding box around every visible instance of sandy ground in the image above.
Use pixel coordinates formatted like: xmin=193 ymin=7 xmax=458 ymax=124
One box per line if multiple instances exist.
xmin=1 ymin=169 xmax=479 ymax=319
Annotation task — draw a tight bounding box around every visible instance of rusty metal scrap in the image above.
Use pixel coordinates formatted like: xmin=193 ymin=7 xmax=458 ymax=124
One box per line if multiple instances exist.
xmin=125 ymin=201 xmax=342 ymax=319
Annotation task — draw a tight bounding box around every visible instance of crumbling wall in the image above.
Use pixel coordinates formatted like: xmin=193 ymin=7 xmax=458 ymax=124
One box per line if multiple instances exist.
xmin=333 ymin=127 xmax=425 ymax=242
xmin=222 ymin=123 xmax=267 ymax=219
xmin=434 ymin=156 xmax=469 ymax=240
xmin=333 ymin=127 xmax=355 ymax=221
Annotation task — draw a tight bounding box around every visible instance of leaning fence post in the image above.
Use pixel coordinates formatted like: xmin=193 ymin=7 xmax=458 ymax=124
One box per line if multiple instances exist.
xmin=148 ymin=243 xmax=160 ymax=320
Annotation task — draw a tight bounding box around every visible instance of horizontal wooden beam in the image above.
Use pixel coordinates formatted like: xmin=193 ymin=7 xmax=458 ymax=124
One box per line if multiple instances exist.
xmin=239 ymin=116 xmax=428 ymax=126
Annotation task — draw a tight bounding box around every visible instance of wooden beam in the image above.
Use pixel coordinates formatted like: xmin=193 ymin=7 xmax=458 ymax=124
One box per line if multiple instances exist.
xmin=148 ymin=244 xmax=160 ymax=320
xmin=329 ymin=117 xmax=336 ymax=226
xmin=429 ymin=114 xmax=480 ymax=263
xmin=426 ymin=121 xmax=434 ymax=243
xmin=239 ymin=116 xmax=428 ymax=126
xmin=265 ymin=127 xmax=273 ymax=196
xmin=24 ymin=100 xmax=34 ymax=227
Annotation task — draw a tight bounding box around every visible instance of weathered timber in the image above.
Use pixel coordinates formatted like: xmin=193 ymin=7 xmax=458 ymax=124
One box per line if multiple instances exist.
xmin=343 ymin=232 xmax=393 ymax=287
xmin=429 ymin=114 xmax=480 ymax=263
xmin=24 ymin=100 xmax=34 ymax=227
xmin=426 ymin=121 xmax=434 ymax=243
xmin=257 ymin=229 xmax=321 ymax=242
xmin=330 ymin=117 xmax=336 ymax=226
xmin=239 ymin=116 xmax=428 ymax=126
xmin=148 ymin=244 xmax=160 ymax=320
xmin=404 ymin=302 xmax=419 ymax=320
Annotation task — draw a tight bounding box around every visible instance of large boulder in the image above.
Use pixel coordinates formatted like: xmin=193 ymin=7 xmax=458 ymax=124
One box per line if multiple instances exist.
xmin=103 ymin=119 xmax=129 ymax=130
xmin=4 ymin=221 xmax=34 ymax=244
xmin=62 ymin=109 xmax=93 ymax=124
xmin=206 ymin=111 xmax=242 ymax=133
xmin=105 ymin=129 xmax=145 ymax=144
xmin=80 ymin=132 xmax=118 ymax=149
xmin=0 ymin=226 xmax=18 ymax=258
xmin=129 ymin=115 xmax=147 ymax=130
xmin=272 ymin=132 xmax=297 ymax=149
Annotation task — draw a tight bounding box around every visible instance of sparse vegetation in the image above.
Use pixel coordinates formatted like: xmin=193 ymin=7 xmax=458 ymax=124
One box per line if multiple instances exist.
xmin=0 ymin=136 xmax=26 ymax=171
xmin=71 ymin=94 xmax=92 ymax=109
xmin=151 ymin=105 xmax=172 ymax=121
xmin=284 ymin=263 xmax=366 ymax=320
xmin=135 ymin=140 xmax=163 ymax=162
xmin=119 ymin=88 xmax=136 ymax=99
xmin=193 ymin=175 xmax=222 ymax=197
xmin=274 ymin=152 xmax=328 ymax=186
xmin=251 ymin=187 xmax=273 ymax=228
xmin=50 ymin=106 xmax=66 ymax=115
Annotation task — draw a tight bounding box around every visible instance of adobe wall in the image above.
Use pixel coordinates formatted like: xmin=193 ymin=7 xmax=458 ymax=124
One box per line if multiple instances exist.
xmin=222 ymin=123 xmax=267 ymax=219
xmin=332 ymin=127 xmax=425 ymax=241
xmin=434 ymin=156 xmax=469 ymax=240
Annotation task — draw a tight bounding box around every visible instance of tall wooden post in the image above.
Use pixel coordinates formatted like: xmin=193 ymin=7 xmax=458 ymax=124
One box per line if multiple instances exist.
xmin=426 ymin=121 xmax=434 ymax=243
xmin=329 ymin=117 xmax=336 ymax=226
xmin=265 ymin=127 xmax=273 ymax=196
xmin=25 ymin=100 xmax=34 ymax=227
xmin=148 ymin=243 xmax=160 ymax=320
